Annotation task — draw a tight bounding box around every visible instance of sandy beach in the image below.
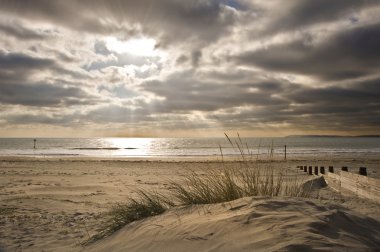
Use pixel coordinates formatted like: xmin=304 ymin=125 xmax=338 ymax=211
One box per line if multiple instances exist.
xmin=0 ymin=157 xmax=379 ymax=251
xmin=2 ymin=0 xmax=380 ymax=250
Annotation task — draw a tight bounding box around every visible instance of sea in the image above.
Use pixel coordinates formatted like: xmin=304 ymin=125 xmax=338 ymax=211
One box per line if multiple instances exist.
xmin=0 ymin=137 xmax=379 ymax=159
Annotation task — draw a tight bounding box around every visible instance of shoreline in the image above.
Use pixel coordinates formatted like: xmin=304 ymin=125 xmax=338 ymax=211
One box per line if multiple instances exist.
xmin=1 ymin=155 xmax=379 ymax=179
xmin=2 ymin=153 xmax=380 ymax=161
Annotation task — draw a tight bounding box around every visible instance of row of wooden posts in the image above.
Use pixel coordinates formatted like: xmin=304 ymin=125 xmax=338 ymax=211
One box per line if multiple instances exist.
xmin=296 ymin=165 xmax=368 ymax=176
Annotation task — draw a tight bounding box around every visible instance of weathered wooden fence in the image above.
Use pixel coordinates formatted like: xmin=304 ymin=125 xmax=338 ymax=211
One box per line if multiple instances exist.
xmin=297 ymin=165 xmax=380 ymax=203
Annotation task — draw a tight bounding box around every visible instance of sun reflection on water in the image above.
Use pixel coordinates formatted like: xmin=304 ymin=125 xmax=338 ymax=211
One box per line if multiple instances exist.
xmin=105 ymin=138 xmax=154 ymax=156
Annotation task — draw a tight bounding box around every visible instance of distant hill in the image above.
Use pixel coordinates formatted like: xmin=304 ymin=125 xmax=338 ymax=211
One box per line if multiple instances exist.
xmin=285 ymin=135 xmax=343 ymax=138
xmin=354 ymin=135 xmax=380 ymax=138
xmin=286 ymin=135 xmax=380 ymax=138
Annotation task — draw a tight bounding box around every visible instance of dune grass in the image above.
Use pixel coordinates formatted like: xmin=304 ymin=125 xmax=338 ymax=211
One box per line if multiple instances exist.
xmin=168 ymin=133 xmax=310 ymax=205
xmin=169 ymin=169 xmax=243 ymax=205
xmin=169 ymin=163 xmax=310 ymax=205
xmin=82 ymin=190 xmax=173 ymax=245
xmin=86 ymin=163 xmax=311 ymax=244
xmin=85 ymin=134 xmax=312 ymax=244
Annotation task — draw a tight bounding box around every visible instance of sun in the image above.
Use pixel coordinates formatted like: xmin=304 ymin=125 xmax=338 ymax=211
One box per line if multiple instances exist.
xmin=105 ymin=36 xmax=159 ymax=57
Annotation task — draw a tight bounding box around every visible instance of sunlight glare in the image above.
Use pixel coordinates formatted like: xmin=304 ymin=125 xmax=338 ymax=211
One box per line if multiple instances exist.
xmin=106 ymin=37 xmax=158 ymax=56
xmin=106 ymin=138 xmax=154 ymax=156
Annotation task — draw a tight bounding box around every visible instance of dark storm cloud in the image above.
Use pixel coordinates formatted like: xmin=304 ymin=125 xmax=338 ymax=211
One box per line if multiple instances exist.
xmin=141 ymin=70 xmax=288 ymax=112
xmin=141 ymin=68 xmax=380 ymax=132
xmin=1 ymin=0 xmax=380 ymax=134
xmin=174 ymin=51 xmax=203 ymax=68
xmin=0 ymin=82 xmax=91 ymax=107
xmin=0 ymin=52 xmax=54 ymax=72
xmin=0 ymin=0 xmax=238 ymax=45
xmin=0 ymin=52 xmax=96 ymax=107
xmin=84 ymin=105 xmax=148 ymax=124
xmin=191 ymin=50 xmax=203 ymax=67
xmin=5 ymin=113 xmax=75 ymax=125
xmin=237 ymin=22 xmax=380 ymax=80
xmin=0 ymin=0 xmax=123 ymax=35
xmin=175 ymin=54 xmax=189 ymax=65
xmin=88 ymin=76 xmax=380 ymax=129
xmin=0 ymin=21 xmax=50 ymax=40
xmin=0 ymin=51 xmax=88 ymax=81
xmin=0 ymin=52 xmax=55 ymax=84
xmin=138 ymin=64 xmax=380 ymax=131
xmin=258 ymin=0 xmax=373 ymax=36
xmin=297 ymin=78 xmax=380 ymax=117
xmin=205 ymin=77 xmax=380 ymax=131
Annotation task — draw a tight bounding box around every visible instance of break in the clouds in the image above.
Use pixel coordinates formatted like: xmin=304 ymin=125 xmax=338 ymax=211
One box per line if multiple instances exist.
xmin=0 ymin=0 xmax=379 ymax=137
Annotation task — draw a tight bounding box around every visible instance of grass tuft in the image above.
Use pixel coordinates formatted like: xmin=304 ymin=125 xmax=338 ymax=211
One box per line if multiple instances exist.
xmin=169 ymin=164 xmax=310 ymax=205
xmin=83 ymin=190 xmax=173 ymax=245
xmin=169 ymin=133 xmax=311 ymax=205
xmin=84 ymin=133 xmax=312 ymax=244
xmin=169 ymin=169 xmax=244 ymax=205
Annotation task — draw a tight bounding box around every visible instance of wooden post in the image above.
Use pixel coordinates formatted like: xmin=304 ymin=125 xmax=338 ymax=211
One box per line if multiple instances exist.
xmin=308 ymin=166 xmax=312 ymax=175
xmin=359 ymin=167 xmax=367 ymax=176
xmin=314 ymin=166 xmax=318 ymax=175
xmin=320 ymin=166 xmax=325 ymax=174
xmin=33 ymin=139 xmax=37 ymax=149
xmin=303 ymin=166 xmax=307 ymax=172
xmin=328 ymin=166 xmax=334 ymax=173
xmin=284 ymin=145 xmax=287 ymax=160
xmin=342 ymin=166 xmax=348 ymax=172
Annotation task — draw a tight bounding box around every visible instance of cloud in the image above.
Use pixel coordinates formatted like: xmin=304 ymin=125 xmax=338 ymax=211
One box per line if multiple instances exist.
xmin=257 ymin=0 xmax=373 ymax=36
xmin=0 ymin=51 xmax=55 ymax=85
xmin=0 ymin=82 xmax=92 ymax=107
xmin=0 ymin=20 xmax=51 ymax=40
xmin=236 ymin=22 xmax=380 ymax=80
xmin=140 ymin=70 xmax=291 ymax=113
xmin=285 ymin=78 xmax=380 ymax=123
xmin=98 ymin=83 xmax=138 ymax=99
xmin=0 ymin=0 xmax=238 ymax=46
xmin=84 ymin=104 xmax=148 ymax=124
xmin=87 ymin=52 xmax=160 ymax=71
xmin=0 ymin=51 xmax=97 ymax=107
xmin=1 ymin=0 xmax=380 ymax=135
xmin=0 ymin=51 xmax=54 ymax=72
xmin=0 ymin=0 xmax=123 ymax=35
xmin=204 ymin=76 xmax=380 ymax=131
xmin=191 ymin=50 xmax=203 ymax=67
xmin=0 ymin=51 xmax=89 ymax=81
xmin=94 ymin=41 xmax=112 ymax=56
xmin=5 ymin=113 xmax=74 ymax=125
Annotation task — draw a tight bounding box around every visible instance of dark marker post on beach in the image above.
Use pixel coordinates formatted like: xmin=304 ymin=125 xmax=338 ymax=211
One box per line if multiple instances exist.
xmin=329 ymin=166 xmax=334 ymax=173
xmin=320 ymin=166 xmax=325 ymax=174
xmin=34 ymin=139 xmax=37 ymax=149
xmin=284 ymin=144 xmax=287 ymax=160
xmin=359 ymin=167 xmax=367 ymax=176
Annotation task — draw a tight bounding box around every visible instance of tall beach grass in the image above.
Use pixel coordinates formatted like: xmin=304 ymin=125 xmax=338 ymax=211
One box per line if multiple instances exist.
xmin=85 ymin=134 xmax=312 ymax=244
xmin=82 ymin=190 xmax=173 ymax=244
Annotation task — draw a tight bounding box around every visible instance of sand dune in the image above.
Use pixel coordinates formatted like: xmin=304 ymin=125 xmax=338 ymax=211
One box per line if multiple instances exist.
xmin=86 ymin=197 xmax=380 ymax=252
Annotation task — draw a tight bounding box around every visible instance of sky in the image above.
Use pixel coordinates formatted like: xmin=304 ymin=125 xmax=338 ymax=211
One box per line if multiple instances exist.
xmin=0 ymin=0 xmax=380 ymax=137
